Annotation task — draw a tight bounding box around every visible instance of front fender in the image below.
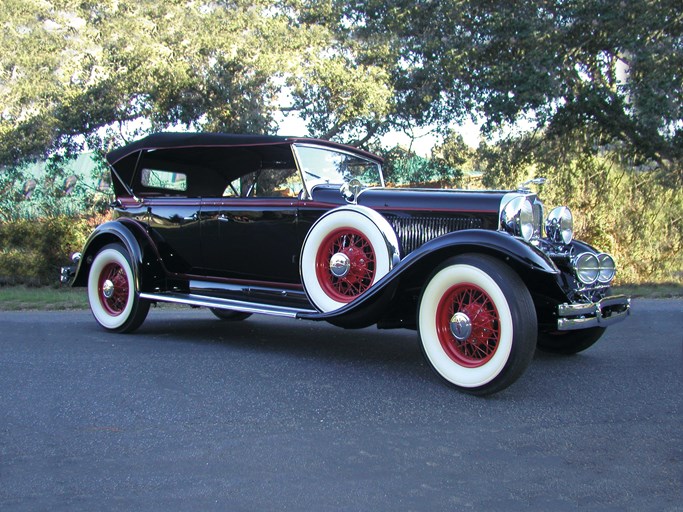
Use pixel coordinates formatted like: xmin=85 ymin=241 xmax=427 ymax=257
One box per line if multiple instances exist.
xmin=71 ymin=219 xmax=161 ymax=291
xmin=404 ymin=229 xmax=560 ymax=275
xmin=298 ymin=229 xmax=563 ymax=324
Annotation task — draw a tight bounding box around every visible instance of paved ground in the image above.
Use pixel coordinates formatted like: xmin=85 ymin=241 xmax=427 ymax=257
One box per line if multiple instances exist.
xmin=0 ymin=299 xmax=681 ymax=511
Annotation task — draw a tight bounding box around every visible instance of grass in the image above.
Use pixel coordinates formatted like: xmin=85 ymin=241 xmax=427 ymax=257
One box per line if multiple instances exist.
xmin=0 ymin=286 xmax=89 ymax=311
xmin=612 ymin=283 xmax=683 ymax=299
xmin=0 ymin=283 xmax=681 ymax=311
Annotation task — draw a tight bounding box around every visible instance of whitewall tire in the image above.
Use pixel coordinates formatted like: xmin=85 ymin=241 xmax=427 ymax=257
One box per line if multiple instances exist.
xmin=87 ymin=244 xmax=150 ymax=333
xmin=417 ymin=254 xmax=536 ymax=395
xmin=300 ymin=206 xmax=399 ymax=312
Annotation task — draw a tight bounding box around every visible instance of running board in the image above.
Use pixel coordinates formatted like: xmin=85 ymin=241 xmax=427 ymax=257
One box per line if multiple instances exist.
xmin=139 ymin=292 xmax=317 ymax=318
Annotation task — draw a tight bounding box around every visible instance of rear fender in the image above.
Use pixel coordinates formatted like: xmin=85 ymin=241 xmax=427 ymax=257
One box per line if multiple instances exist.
xmin=71 ymin=220 xmax=163 ymax=292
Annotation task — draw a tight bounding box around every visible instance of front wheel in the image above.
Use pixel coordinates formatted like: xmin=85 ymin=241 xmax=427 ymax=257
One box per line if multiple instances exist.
xmin=87 ymin=244 xmax=149 ymax=333
xmin=417 ymin=254 xmax=537 ymax=395
xmin=537 ymin=327 xmax=606 ymax=354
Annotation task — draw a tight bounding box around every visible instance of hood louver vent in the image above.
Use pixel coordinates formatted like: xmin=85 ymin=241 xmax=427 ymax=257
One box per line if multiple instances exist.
xmin=387 ymin=216 xmax=483 ymax=255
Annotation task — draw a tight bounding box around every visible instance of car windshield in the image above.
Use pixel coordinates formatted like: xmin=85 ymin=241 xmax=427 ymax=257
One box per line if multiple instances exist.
xmin=294 ymin=144 xmax=384 ymax=192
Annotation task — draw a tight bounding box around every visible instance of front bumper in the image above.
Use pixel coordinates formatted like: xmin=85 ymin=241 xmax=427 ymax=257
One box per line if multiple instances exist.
xmin=557 ymin=295 xmax=631 ymax=331
xmin=60 ymin=265 xmax=76 ymax=284
xmin=59 ymin=252 xmax=81 ymax=284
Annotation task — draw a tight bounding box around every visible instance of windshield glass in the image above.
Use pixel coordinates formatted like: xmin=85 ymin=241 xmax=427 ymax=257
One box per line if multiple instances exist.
xmin=294 ymin=144 xmax=384 ymax=193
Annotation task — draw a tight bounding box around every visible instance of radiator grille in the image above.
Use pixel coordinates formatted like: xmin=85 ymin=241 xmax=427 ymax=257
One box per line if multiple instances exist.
xmin=388 ymin=216 xmax=483 ymax=255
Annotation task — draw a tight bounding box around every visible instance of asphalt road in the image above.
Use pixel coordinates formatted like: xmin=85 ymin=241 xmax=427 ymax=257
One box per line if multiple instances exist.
xmin=1 ymin=299 xmax=681 ymax=511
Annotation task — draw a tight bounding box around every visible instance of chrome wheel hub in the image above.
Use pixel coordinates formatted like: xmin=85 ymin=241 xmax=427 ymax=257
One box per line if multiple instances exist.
xmin=102 ymin=279 xmax=115 ymax=299
xmin=450 ymin=312 xmax=472 ymax=341
xmin=329 ymin=252 xmax=351 ymax=278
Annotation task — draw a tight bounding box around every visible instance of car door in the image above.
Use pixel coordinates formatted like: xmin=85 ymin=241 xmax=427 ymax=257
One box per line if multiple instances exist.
xmin=136 ymin=167 xmax=203 ymax=275
xmin=201 ymin=166 xmax=303 ymax=284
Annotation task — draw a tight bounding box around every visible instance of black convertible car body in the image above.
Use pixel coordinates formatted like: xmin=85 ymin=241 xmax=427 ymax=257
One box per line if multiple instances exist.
xmin=62 ymin=133 xmax=630 ymax=394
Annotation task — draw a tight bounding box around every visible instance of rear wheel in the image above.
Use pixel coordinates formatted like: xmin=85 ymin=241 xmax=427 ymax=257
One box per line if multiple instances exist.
xmin=87 ymin=244 xmax=149 ymax=333
xmin=417 ymin=254 xmax=537 ymax=395
xmin=537 ymin=327 xmax=606 ymax=354
xmin=210 ymin=308 xmax=252 ymax=321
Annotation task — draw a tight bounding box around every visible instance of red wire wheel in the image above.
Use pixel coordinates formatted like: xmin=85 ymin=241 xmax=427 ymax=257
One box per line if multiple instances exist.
xmin=301 ymin=206 xmax=399 ymax=313
xmin=435 ymin=283 xmax=501 ymax=368
xmin=88 ymin=244 xmax=150 ymax=333
xmin=97 ymin=262 xmax=130 ymax=316
xmin=314 ymin=228 xmax=376 ymax=303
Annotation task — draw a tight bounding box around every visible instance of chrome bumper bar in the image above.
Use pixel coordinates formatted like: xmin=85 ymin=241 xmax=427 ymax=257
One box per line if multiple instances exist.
xmin=60 ymin=265 xmax=76 ymax=284
xmin=557 ymin=295 xmax=631 ymax=331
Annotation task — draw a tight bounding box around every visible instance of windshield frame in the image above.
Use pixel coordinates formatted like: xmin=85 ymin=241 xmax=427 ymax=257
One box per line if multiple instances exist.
xmin=292 ymin=143 xmax=385 ymax=200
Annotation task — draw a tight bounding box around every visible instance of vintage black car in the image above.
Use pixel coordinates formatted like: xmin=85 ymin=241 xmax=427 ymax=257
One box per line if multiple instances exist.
xmin=62 ymin=133 xmax=630 ymax=395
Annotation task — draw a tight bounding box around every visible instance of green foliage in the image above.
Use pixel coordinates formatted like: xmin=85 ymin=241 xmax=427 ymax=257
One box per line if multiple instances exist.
xmin=317 ymin=0 xmax=683 ymax=179
xmin=0 ymin=285 xmax=88 ymax=310
xmin=476 ymin=131 xmax=683 ymax=284
xmin=0 ymin=215 xmax=101 ymax=285
xmin=381 ymin=146 xmax=461 ymax=188
xmin=0 ymin=153 xmax=111 ymax=221
xmin=0 ymin=0 xmax=394 ymax=164
xmin=288 ymin=55 xmax=394 ymax=143
xmin=1 ymin=0 xmax=680 ymax=183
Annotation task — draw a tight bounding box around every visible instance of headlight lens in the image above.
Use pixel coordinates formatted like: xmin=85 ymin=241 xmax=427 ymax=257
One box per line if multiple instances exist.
xmin=545 ymin=206 xmax=573 ymax=244
xmin=573 ymin=252 xmax=600 ymax=285
xmin=597 ymin=253 xmax=616 ymax=283
xmin=501 ymin=196 xmax=534 ymax=241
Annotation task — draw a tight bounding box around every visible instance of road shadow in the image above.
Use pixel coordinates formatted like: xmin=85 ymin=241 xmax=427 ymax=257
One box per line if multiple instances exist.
xmin=74 ymin=306 xmax=613 ymax=400
xmin=95 ymin=307 xmax=429 ymax=380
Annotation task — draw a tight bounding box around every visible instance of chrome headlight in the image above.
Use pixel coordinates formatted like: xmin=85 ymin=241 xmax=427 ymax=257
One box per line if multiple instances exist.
xmin=573 ymin=252 xmax=600 ymax=285
xmin=501 ymin=196 xmax=534 ymax=242
xmin=545 ymin=206 xmax=573 ymax=244
xmin=597 ymin=253 xmax=616 ymax=283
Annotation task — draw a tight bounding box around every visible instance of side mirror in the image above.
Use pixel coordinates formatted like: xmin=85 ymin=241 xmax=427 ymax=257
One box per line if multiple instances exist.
xmin=340 ymin=179 xmax=363 ymax=203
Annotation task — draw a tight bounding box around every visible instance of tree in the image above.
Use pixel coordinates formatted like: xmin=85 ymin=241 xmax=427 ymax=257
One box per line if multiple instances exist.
xmin=310 ymin=0 xmax=682 ymax=179
xmin=432 ymin=133 xmax=474 ymax=181
xmin=2 ymin=1 xmax=681 ymax=182
xmin=381 ymin=145 xmax=461 ymax=187
xmin=0 ymin=0 xmax=393 ymax=166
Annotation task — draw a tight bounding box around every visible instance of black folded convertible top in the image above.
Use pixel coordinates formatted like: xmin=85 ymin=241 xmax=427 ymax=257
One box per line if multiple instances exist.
xmin=106 ymin=132 xmax=383 ymax=166
xmin=106 ymin=132 xmax=292 ymax=165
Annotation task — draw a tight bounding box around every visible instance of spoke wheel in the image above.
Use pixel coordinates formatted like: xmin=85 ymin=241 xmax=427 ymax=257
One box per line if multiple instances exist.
xmin=418 ymin=254 xmax=536 ymax=395
xmin=87 ymin=244 xmax=149 ymax=333
xmin=301 ymin=206 xmax=398 ymax=313
xmin=98 ymin=262 xmax=130 ymax=315
xmin=315 ymin=228 xmax=376 ymax=303
xmin=436 ymin=284 xmax=501 ymax=368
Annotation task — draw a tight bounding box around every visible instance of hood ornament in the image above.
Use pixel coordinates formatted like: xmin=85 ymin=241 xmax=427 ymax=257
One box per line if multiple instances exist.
xmin=519 ymin=177 xmax=546 ymax=192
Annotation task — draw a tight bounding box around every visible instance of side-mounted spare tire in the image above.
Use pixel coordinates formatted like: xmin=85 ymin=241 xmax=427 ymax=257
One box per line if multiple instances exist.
xmin=300 ymin=205 xmax=400 ymax=312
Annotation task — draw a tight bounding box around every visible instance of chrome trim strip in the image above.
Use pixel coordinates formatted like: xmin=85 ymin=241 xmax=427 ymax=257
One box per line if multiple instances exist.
xmin=558 ymin=316 xmax=598 ymax=330
xmin=139 ymin=292 xmax=317 ymax=318
xmin=189 ymin=279 xmax=308 ymax=300
xmin=557 ymin=295 xmax=631 ymax=331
